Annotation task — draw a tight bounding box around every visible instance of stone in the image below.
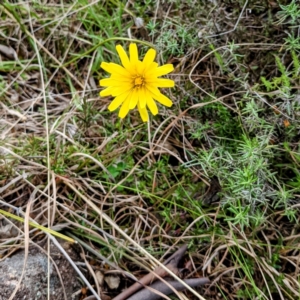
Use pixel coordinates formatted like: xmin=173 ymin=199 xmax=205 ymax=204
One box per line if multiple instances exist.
xmin=0 ymin=241 xmax=82 ymax=300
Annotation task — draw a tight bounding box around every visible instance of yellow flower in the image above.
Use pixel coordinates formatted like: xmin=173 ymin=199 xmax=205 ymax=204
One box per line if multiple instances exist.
xmin=99 ymin=43 xmax=174 ymax=122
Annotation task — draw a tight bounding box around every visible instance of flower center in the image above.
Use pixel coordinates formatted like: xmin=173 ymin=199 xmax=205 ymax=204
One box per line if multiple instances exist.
xmin=134 ymin=76 xmax=144 ymax=88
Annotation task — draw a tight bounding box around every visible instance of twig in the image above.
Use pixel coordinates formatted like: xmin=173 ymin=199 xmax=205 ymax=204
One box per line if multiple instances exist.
xmin=127 ymin=278 xmax=210 ymax=300
xmin=112 ymin=245 xmax=188 ymax=300
xmin=112 ymin=263 xmax=179 ymax=300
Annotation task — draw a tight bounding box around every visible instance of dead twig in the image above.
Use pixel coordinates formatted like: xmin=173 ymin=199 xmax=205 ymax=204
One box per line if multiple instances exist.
xmin=112 ymin=245 xmax=209 ymax=300
xmin=127 ymin=278 xmax=210 ymax=300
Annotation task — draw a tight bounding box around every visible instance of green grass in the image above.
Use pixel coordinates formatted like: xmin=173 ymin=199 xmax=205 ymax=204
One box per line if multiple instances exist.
xmin=0 ymin=0 xmax=300 ymax=299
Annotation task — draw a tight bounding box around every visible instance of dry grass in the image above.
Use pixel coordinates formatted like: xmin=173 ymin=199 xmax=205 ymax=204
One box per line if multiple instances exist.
xmin=1 ymin=1 xmax=300 ymax=299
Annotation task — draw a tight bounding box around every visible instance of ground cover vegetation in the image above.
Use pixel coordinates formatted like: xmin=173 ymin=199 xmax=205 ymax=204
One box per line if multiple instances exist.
xmin=0 ymin=0 xmax=300 ymax=299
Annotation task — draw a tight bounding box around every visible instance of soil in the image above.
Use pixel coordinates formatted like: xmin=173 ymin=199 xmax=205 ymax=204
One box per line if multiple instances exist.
xmin=0 ymin=241 xmax=82 ymax=300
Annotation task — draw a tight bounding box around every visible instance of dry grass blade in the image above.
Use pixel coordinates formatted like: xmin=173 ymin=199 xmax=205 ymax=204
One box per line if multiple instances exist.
xmin=7 ymin=194 xmax=32 ymax=300
xmin=64 ymin=180 xmax=207 ymax=300
xmin=70 ymin=152 xmax=112 ymax=182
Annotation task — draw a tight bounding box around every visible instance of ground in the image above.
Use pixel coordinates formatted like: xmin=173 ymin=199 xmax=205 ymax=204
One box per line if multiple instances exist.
xmin=0 ymin=0 xmax=300 ymax=300
xmin=0 ymin=241 xmax=82 ymax=300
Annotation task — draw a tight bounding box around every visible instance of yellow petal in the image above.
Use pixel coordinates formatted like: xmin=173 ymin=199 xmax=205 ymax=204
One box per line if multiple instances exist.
xmin=108 ymin=90 xmax=131 ymax=111
xmin=99 ymin=78 xmax=116 ymax=87
xmin=129 ymin=43 xmax=138 ymax=63
xmin=149 ymin=64 xmax=174 ymax=77
xmin=145 ymin=84 xmax=161 ymax=96
xmin=111 ymin=85 xmax=133 ymax=97
xmin=138 ymin=102 xmax=149 ymax=122
xmin=129 ymin=88 xmax=138 ymax=110
xmin=136 ymin=60 xmax=144 ymax=75
xmin=144 ymin=61 xmax=158 ymax=74
xmin=152 ymin=92 xmax=173 ymax=107
xmin=143 ymin=48 xmax=156 ymax=69
xmin=119 ymin=97 xmax=131 ymax=118
xmin=100 ymin=78 xmax=128 ymax=87
xmin=139 ymin=87 xmax=147 ymax=108
xmin=147 ymin=78 xmax=175 ymax=87
xmin=110 ymin=74 xmax=132 ymax=82
xmin=100 ymin=86 xmax=114 ymax=97
xmin=101 ymin=62 xmax=130 ymax=76
xmin=146 ymin=96 xmax=158 ymax=116
xmin=116 ymin=45 xmax=130 ymax=69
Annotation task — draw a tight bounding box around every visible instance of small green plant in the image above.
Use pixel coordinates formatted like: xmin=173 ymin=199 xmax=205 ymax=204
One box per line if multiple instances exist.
xmin=260 ymin=53 xmax=295 ymax=95
xmin=291 ymin=50 xmax=300 ymax=76
xmin=106 ymin=161 xmax=127 ymax=179
xmin=284 ymin=33 xmax=300 ymax=51
xmin=146 ymin=20 xmax=197 ymax=57
xmin=277 ymin=0 xmax=300 ymax=24
xmin=225 ymin=203 xmax=251 ymax=229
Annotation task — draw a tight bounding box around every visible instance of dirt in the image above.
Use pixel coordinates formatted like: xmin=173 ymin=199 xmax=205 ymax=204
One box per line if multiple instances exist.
xmin=0 ymin=241 xmax=82 ymax=300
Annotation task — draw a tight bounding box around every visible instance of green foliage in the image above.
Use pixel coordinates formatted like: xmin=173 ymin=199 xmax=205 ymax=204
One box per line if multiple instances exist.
xmin=291 ymin=50 xmax=300 ymax=76
xmin=225 ymin=202 xmax=251 ymax=229
xmin=210 ymin=44 xmax=227 ymax=73
xmin=146 ymin=19 xmax=197 ymax=57
xmin=106 ymin=161 xmax=127 ymax=179
xmin=190 ymin=101 xmax=243 ymax=143
xmin=278 ymin=0 xmax=300 ymax=24
xmin=260 ymin=53 xmax=297 ymax=95
xmin=261 ymin=76 xmax=274 ymax=92
xmin=275 ymin=55 xmax=290 ymax=91
xmin=284 ymin=33 xmax=300 ymax=51
xmin=184 ymin=125 xmax=296 ymax=227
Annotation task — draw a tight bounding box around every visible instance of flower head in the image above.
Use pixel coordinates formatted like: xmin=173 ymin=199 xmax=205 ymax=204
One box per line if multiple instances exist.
xmin=99 ymin=43 xmax=174 ymax=122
